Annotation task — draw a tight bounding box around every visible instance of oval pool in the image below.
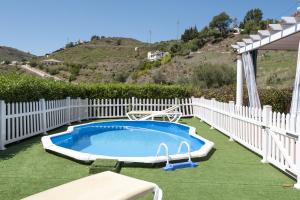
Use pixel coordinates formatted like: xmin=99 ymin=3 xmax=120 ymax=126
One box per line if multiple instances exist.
xmin=42 ymin=120 xmax=214 ymax=163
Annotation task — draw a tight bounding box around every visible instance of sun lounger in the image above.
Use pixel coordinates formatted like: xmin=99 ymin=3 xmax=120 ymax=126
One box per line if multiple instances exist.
xmin=22 ymin=171 xmax=163 ymax=200
xmin=126 ymin=105 xmax=182 ymax=122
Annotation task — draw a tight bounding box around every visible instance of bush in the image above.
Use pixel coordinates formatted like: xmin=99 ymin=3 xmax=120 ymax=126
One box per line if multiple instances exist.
xmin=29 ymin=61 xmax=38 ymax=68
xmin=193 ymin=85 xmax=292 ymax=113
xmin=0 ymin=74 xmax=192 ymax=102
xmin=47 ymin=68 xmax=59 ymax=75
xmin=161 ymin=53 xmax=171 ymax=65
xmin=192 ymin=63 xmax=235 ymax=88
xmin=0 ymin=74 xmax=292 ymax=113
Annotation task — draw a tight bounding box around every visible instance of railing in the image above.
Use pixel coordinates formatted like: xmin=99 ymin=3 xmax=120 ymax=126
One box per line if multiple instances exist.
xmin=0 ymin=97 xmax=193 ymax=150
xmin=192 ymin=97 xmax=300 ymax=188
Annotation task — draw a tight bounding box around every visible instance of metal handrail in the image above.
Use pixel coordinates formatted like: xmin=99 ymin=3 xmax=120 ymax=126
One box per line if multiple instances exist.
xmin=156 ymin=143 xmax=170 ymax=164
xmin=177 ymin=141 xmax=191 ymax=162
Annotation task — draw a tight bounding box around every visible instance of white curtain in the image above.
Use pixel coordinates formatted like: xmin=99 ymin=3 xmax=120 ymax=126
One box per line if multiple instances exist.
xmin=290 ymin=41 xmax=300 ymax=116
xmin=242 ymin=52 xmax=261 ymax=108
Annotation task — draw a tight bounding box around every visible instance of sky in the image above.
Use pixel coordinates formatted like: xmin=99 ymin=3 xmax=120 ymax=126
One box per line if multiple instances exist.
xmin=1 ymin=0 xmax=300 ymax=55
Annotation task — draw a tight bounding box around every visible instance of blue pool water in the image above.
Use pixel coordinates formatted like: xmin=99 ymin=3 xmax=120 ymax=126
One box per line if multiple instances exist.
xmin=51 ymin=121 xmax=205 ymax=157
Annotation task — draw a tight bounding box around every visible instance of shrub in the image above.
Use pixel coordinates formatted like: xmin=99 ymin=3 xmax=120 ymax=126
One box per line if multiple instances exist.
xmin=29 ymin=61 xmax=38 ymax=68
xmin=161 ymin=53 xmax=171 ymax=65
xmin=0 ymin=74 xmax=192 ymax=102
xmin=0 ymin=74 xmax=292 ymax=113
xmin=192 ymin=63 xmax=235 ymax=88
xmin=47 ymin=68 xmax=59 ymax=75
xmin=170 ymin=43 xmax=181 ymax=54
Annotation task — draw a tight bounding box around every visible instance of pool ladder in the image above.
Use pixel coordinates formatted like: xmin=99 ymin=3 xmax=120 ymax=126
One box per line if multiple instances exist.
xmin=156 ymin=141 xmax=193 ymax=165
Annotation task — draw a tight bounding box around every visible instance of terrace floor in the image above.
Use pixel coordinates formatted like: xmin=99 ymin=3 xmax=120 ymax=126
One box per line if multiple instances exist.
xmin=0 ymin=118 xmax=299 ymax=200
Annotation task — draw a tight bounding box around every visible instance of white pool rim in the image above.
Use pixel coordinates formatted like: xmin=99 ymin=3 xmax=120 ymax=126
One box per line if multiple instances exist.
xmin=41 ymin=120 xmax=214 ymax=163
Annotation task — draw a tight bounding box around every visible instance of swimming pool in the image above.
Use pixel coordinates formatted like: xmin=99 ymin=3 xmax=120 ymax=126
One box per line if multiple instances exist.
xmin=42 ymin=120 xmax=214 ymax=163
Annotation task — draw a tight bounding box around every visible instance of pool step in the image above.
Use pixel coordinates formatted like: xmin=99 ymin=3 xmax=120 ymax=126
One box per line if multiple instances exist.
xmin=156 ymin=141 xmax=199 ymax=171
xmin=164 ymin=161 xmax=198 ymax=171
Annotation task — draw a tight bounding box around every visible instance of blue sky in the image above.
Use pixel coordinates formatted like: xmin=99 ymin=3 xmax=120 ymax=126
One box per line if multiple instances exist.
xmin=1 ymin=0 xmax=299 ymax=55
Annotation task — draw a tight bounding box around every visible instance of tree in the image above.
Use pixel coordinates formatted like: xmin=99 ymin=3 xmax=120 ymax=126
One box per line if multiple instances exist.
xmin=209 ymin=12 xmax=232 ymax=37
xmin=243 ymin=8 xmax=263 ymax=25
xmin=65 ymin=42 xmax=74 ymax=48
xmin=90 ymin=35 xmax=100 ymax=41
xmin=181 ymin=26 xmax=198 ymax=42
xmin=170 ymin=43 xmax=181 ymax=54
xmin=243 ymin=20 xmax=259 ymax=34
xmin=116 ymin=39 xmax=122 ymax=46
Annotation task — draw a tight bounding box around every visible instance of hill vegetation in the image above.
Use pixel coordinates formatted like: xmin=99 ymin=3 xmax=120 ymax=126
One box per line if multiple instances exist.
xmin=0 ymin=46 xmax=35 ymax=62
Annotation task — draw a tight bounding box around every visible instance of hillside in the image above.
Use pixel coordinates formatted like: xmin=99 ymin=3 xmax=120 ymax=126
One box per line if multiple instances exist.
xmin=22 ymin=35 xmax=297 ymax=89
xmin=0 ymin=46 xmax=35 ymax=62
xmin=0 ymin=35 xmax=293 ymax=89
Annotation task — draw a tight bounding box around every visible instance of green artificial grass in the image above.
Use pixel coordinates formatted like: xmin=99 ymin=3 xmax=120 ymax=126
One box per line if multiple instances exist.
xmin=0 ymin=118 xmax=299 ymax=200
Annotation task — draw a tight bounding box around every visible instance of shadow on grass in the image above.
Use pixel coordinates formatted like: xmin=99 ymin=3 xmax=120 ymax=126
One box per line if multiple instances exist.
xmin=0 ymin=135 xmax=42 ymax=161
xmin=0 ymin=119 xmax=95 ymax=161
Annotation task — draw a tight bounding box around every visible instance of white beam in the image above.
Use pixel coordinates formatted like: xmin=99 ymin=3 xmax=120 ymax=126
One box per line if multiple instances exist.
xmin=243 ymin=38 xmax=253 ymax=44
xmin=268 ymin=24 xmax=283 ymax=31
xmin=231 ymin=45 xmax=239 ymax=49
xmin=281 ymin=16 xmax=300 ymax=24
xmin=236 ymin=55 xmax=243 ymax=106
xmin=250 ymin=34 xmax=261 ymax=41
xmin=237 ymin=42 xmax=246 ymax=47
xmin=258 ymin=30 xmax=271 ymax=37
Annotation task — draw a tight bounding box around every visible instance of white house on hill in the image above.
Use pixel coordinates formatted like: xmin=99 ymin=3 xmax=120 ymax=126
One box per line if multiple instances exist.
xmin=147 ymin=51 xmax=168 ymax=61
xmin=41 ymin=59 xmax=62 ymax=66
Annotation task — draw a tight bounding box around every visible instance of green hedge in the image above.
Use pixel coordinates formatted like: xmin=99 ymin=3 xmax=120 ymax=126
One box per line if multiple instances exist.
xmin=0 ymin=74 xmax=192 ymax=102
xmin=194 ymin=85 xmax=292 ymax=113
xmin=0 ymin=74 xmax=293 ymax=113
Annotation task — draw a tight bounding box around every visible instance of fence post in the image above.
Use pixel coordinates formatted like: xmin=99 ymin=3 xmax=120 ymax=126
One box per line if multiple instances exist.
xmin=229 ymin=101 xmax=235 ymax=142
xmin=40 ymin=99 xmax=47 ymax=135
xmin=199 ymin=97 xmax=204 ymax=122
xmin=0 ymin=101 xmax=6 ymax=150
xmin=294 ymin=115 xmax=300 ymax=189
xmin=131 ymin=97 xmax=135 ymax=111
xmin=191 ymin=96 xmax=195 ymax=117
xmin=77 ymin=97 xmax=81 ymax=122
xmin=66 ymin=97 xmax=71 ymax=125
xmin=85 ymin=98 xmax=89 ymax=120
xmin=261 ymin=105 xmax=272 ymax=164
xmin=210 ymin=98 xmax=216 ymax=129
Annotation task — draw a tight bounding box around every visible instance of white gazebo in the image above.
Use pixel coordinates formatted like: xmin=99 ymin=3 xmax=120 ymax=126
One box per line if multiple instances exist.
xmin=232 ymin=8 xmax=300 ymax=116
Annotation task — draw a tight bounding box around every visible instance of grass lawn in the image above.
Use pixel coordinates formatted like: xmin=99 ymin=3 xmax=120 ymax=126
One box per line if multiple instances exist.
xmin=0 ymin=118 xmax=299 ymax=200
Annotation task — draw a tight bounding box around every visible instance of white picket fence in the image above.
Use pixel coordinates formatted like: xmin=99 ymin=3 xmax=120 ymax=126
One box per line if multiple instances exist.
xmin=0 ymin=97 xmax=193 ymax=150
xmin=192 ymin=97 xmax=300 ymax=188
xmin=0 ymin=96 xmax=299 ymax=187
xmin=88 ymin=97 xmax=193 ymax=119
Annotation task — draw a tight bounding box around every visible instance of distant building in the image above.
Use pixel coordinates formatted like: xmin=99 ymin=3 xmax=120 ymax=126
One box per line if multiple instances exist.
xmin=233 ymin=27 xmax=243 ymax=35
xmin=147 ymin=51 xmax=169 ymax=61
xmin=41 ymin=59 xmax=62 ymax=66
xmin=74 ymin=39 xmax=85 ymax=45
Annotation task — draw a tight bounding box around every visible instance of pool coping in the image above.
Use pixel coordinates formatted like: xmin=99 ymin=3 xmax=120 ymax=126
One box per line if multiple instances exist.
xmin=41 ymin=120 xmax=214 ymax=163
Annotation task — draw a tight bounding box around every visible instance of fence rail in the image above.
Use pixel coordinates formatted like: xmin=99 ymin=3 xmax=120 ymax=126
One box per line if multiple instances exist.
xmin=0 ymin=96 xmax=299 ymax=188
xmin=192 ymin=97 xmax=300 ymax=188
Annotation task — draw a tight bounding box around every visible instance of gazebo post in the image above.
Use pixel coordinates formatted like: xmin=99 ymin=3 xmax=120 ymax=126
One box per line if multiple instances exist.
xmin=236 ymin=55 xmax=243 ymax=106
